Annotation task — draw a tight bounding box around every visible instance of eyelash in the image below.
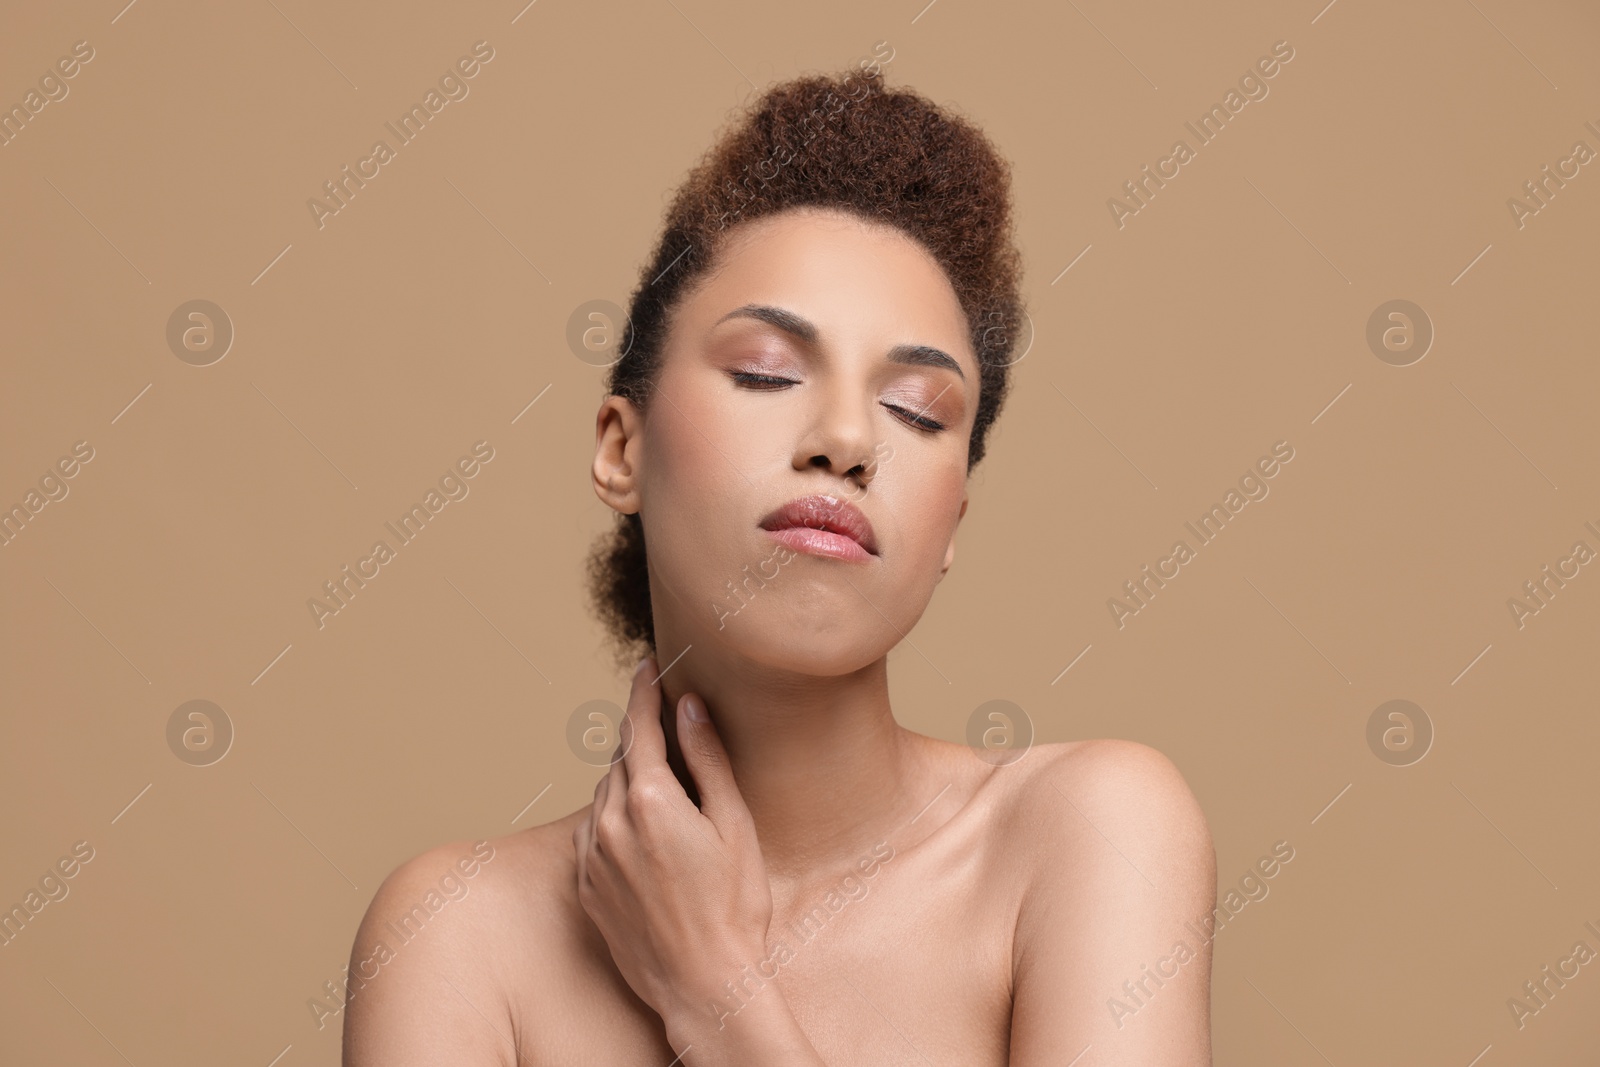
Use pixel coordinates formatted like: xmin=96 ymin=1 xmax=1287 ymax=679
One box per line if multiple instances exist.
xmin=729 ymin=372 xmax=947 ymax=432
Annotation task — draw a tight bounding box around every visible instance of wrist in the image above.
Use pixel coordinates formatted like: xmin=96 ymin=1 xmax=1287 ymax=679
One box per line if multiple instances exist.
xmin=662 ymin=941 xmax=782 ymax=1041
xmin=667 ymin=986 xmax=814 ymax=1066
xmin=663 ymin=964 xmax=772 ymax=1046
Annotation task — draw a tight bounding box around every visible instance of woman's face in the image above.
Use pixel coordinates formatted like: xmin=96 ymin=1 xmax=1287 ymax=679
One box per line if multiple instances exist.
xmin=595 ymin=206 xmax=979 ymax=676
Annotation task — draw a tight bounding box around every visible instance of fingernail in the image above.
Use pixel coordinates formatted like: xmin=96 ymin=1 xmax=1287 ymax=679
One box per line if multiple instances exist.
xmin=683 ymin=694 xmax=709 ymax=723
xmin=634 ymin=656 xmax=650 ymax=678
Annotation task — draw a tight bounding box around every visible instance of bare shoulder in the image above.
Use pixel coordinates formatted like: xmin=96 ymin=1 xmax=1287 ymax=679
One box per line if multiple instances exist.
xmin=340 ymin=809 xmax=592 ymax=1066
xmin=999 ymin=740 xmax=1217 ymax=1064
xmin=1011 ymin=739 xmax=1212 ymax=832
xmin=357 ymin=808 xmax=588 ymax=965
xmin=1003 ymin=738 xmax=1216 ymax=901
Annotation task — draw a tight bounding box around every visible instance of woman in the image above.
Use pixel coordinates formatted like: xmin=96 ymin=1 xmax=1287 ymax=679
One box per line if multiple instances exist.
xmin=343 ymin=67 xmax=1216 ymax=1066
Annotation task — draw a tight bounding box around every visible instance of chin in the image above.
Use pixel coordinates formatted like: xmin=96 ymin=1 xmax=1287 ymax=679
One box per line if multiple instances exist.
xmin=714 ymin=594 xmax=913 ymax=677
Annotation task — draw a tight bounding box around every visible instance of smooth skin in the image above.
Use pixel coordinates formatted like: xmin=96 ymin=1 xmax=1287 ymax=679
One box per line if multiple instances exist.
xmin=343 ymin=206 xmax=1216 ymax=1065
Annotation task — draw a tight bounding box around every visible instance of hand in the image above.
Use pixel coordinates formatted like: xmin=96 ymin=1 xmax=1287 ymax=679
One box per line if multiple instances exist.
xmin=573 ymin=657 xmax=774 ymax=1039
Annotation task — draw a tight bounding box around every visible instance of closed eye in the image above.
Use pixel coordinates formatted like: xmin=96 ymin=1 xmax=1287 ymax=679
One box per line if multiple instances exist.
xmin=729 ymin=371 xmax=797 ymax=389
xmin=730 ymin=372 xmax=946 ymax=432
xmin=884 ymin=404 xmax=946 ymax=432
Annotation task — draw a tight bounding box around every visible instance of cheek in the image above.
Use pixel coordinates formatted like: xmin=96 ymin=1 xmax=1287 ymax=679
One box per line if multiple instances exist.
xmin=882 ymin=452 xmax=966 ymax=574
xmin=645 ymin=393 xmax=724 ymax=498
xmin=650 ymin=368 xmax=788 ymax=485
xmin=638 ymin=378 xmax=775 ymax=594
xmin=642 ymin=404 xmax=725 ymax=554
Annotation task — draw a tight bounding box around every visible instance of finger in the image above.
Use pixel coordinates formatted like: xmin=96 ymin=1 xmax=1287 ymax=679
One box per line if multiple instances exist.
xmin=572 ymin=813 xmax=590 ymax=888
xmin=586 ymin=775 xmax=608 ymax=856
xmin=618 ymin=654 xmax=670 ymax=778
xmin=601 ymin=743 xmax=629 ymax=830
xmin=676 ymin=692 xmax=750 ymax=836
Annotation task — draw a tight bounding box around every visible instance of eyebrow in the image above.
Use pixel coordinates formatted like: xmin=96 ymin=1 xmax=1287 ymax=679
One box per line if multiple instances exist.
xmin=714 ymin=303 xmax=966 ymax=382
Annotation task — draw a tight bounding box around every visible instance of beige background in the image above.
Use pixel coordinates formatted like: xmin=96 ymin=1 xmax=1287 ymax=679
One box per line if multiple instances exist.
xmin=3 ymin=0 xmax=1598 ymax=1063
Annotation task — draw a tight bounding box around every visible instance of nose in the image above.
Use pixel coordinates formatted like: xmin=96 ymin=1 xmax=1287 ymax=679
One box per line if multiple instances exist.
xmin=795 ymin=378 xmax=878 ymax=491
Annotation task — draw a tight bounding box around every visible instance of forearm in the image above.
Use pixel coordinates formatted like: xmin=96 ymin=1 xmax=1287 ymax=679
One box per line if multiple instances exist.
xmin=664 ymin=985 xmax=829 ymax=1067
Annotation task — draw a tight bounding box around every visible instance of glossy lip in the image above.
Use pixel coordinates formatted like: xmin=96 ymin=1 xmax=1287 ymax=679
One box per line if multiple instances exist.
xmin=758 ymin=494 xmax=879 ymax=560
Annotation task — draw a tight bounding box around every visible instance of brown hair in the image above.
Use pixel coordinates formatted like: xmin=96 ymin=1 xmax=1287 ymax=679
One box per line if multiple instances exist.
xmin=587 ymin=66 xmax=1026 ymax=669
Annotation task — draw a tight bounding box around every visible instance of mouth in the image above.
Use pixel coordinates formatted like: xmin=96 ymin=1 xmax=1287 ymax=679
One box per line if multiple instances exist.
xmin=758 ymin=494 xmax=879 ymax=561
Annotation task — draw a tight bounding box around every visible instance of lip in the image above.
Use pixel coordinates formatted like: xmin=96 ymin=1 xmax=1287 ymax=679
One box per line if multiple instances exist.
xmin=758 ymin=494 xmax=879 ymax=561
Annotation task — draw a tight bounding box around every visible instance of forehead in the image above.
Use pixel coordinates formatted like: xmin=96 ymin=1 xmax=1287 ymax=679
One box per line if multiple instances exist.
xmin=682 ymin=207 xmax=976 ymax=366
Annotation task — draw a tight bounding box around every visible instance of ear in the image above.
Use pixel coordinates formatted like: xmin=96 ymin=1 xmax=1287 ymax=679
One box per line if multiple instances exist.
xmin=937 ymin=491 xmax=969 ymax=583
xmin=592 ymin=394 xmax=644 ymax=515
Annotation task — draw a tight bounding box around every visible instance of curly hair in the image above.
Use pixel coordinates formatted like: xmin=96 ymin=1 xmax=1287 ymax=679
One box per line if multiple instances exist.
xmin=586 ymin=66 xmax=1026 ymax=670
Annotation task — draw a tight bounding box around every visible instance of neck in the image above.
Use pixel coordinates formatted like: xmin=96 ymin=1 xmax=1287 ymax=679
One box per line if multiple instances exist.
xmin=649 ymin=637 xmax=929 ymax=884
